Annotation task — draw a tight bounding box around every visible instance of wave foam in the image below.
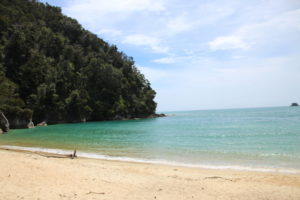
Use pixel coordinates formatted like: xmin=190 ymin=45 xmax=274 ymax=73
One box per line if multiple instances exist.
xmin=1 ymin=145 xmax=299 ymax=174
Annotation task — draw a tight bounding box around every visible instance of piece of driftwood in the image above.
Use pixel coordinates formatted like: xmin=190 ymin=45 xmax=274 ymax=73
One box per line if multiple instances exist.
xmin=86 ymin=191 xmax=105 ymax=195
xmin=37 ymin=149 xmax=77 ymax=159
xmin=0 ymin=147 xmax=77 ymax=159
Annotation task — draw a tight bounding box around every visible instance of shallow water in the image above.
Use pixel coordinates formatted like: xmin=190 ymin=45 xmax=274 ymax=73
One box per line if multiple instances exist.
xmin=1 ymin=106 xmax=300 ymax=172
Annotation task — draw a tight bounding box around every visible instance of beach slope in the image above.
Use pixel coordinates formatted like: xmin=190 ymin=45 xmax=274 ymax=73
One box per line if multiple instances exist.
xmin=0 ymin=149 xmax=299 ymax=200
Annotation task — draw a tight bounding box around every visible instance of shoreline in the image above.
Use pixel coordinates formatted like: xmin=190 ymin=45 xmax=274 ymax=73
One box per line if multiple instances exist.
xmin=0 ymin=149 xmax=300 ymax=200
xmin=0 ymin=112 xmax=166 ymax=132
xmin=1 ymin=145 xmax=300 ymax=175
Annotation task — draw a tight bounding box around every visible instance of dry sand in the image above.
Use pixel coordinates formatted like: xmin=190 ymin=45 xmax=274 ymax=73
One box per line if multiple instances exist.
xmin=0 ymin=149 xmax=300 ymax=200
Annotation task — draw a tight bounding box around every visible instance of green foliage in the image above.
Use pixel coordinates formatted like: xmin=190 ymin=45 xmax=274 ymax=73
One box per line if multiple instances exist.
xmin=0 ymin=0 xmax=156 ymax=124
xmin=0 ymin=75 xmax=33 ymax=124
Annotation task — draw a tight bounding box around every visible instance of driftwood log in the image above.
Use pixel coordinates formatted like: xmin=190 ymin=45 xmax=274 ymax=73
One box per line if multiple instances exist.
xmin=0 ymin=147 xmax=77 ymax=159
xmin=37 ymin=149 xmax=77 ymax=159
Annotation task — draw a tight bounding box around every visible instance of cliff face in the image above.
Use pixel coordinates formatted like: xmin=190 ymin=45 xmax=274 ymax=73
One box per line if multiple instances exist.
xmin=0 ymin=0 xmax=157 ymax=127
xmin=6 ymin=116 xmax=32 ymax=129
xmin=0 ymin=108 xmax=32 ymax=129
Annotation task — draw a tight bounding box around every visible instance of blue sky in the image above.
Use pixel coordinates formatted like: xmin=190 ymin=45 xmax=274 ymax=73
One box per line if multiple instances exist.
xmin=40 ymin=0 xmax=300 ymax=111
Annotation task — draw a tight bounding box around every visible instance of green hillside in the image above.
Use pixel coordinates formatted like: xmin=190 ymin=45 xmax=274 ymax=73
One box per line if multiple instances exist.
xmin=0 ymin=0 xmax=157 ymax=128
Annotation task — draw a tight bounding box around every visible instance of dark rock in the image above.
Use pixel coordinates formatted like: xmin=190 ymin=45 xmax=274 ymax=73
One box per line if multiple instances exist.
xmin=147 ymin=113 xmax=167 ymax=118
xmin=9 ymin=118 xmax=32 ymax=129
xmin=3 ymin=108 xmax=33 ymax=129
xmin=113 ymin=115 xmax=128 ymax=120
xmin=290 ymin=103 xmax=299 ymax=107
xmin=0 ymin=111 xmax=10 ymax=132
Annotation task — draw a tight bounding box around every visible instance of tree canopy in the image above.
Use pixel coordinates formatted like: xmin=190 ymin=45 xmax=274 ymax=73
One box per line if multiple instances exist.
xmin=0 ymin=0 xmax=157 ymax=126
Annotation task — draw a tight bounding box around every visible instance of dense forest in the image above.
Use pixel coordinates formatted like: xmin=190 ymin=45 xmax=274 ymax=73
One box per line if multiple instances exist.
xmin=0 ymin=0 xmax=157 ymax=129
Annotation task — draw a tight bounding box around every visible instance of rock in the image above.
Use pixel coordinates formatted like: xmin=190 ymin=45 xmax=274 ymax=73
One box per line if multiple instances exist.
xmin=147 ymin=113 xmax=167 ymax=118
xmin=114 ymin=115 xmax=127 ymax=120
xmin=3 ymin=108 xmax=33 ymax=129
xmin=133 ymin=118 xmax=141 ymax=120
xmin=290 ymin=103 xmax=299 ymax=107
xmin=27 ymin=121 xmax=35 ymax=128
xmin=0 ymin=128 xmax=3 ymax=134
xmin=0 ymin=111 xmax=10 ymax=132
xmin=37 ymin=121 xmax=47 ymax=126
xmin=9 ymin=118 xmax=31 ymax=129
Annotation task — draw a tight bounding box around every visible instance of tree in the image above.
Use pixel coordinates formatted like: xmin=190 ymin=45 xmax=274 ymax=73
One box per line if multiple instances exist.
xmin=0 ymin=0 xmax=157 ymax=127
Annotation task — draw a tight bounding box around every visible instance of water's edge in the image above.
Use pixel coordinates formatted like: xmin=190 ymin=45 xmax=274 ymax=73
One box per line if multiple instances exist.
xmin=1 ymin=145 xmax=299 ymax=174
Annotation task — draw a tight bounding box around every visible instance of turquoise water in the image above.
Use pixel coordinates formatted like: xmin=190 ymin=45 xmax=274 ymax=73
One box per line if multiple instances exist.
xmin=1 ymin=106 xmax=300 ymax=172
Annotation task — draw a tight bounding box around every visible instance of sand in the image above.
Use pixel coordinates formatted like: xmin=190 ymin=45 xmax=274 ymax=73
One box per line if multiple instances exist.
xmin=0 ymin=149 xmax=300 ymax=200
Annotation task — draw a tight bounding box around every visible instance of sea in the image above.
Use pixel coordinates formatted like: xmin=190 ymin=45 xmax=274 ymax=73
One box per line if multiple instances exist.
xmin=1 ymin=106 xmax=300 ymax=173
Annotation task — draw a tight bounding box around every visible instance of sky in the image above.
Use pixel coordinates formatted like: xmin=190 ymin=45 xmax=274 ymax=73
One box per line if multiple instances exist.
xmin=40 ymin=0 xmax=300 ymax=112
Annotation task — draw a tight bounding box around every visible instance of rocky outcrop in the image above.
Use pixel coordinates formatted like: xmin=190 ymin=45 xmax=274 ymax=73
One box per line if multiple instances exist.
xmin=147 ymin=113 xmax=167 ymax=118
xmin=9 ymin=118 xmax=32 ymax=129
xmin=290 ymin=103 xmax=299 ymax=107
xmin=113 ymin=115 xmax=128 ymax=120
xmin=1 ymin=107 xmax=33 ymax=129
xmin=27 ymin=121 xmax=35 ymax=128
xmin=37 ymin=121 xmax=47 ymax=126
xmin=156 ymin=113 xmax=167 ymax=117
xmin=0 ymin=111 xmax=9 ymax=132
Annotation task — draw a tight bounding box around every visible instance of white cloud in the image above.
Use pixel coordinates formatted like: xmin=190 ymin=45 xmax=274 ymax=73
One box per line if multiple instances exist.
xmin=96 ymin=28 xmax=123 ymax=39
xmin=64 ymin=0 xmax=165 ymax=27
xmin=122 ymin=34 xmax=169 ymax=53
xmin=165 ymin=15 xmax=193 ymax=35
xmin=154 ymin=53 xmax=300 ymax=111
xmin=57 ymin=0 xmax=300 ymax=111
xmin=138 ymin=66 xmax=167 ymax=82
xmin=153 ymin=57 xmax=177 ymax=64
xmin=209 ymin=36 xmax=249 ymax=51
xmin=209 ymin=9 xmax=300 ymax=52
xmin=153 ymin=55 xmax=197 ymax=64
xmin=65 ymin=0 xmax=165 ymax=14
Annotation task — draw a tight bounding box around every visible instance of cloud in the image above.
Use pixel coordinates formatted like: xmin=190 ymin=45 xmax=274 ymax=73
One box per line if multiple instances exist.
xmin=165 ymin=14 xmax=194 ymax=35
xmin=153 ymin=53 xmax=300 ymax=111
xmin=64 ymin=0 xmax=165 ymax=27
xmin=209 ymin=36 xmax=249 ymax=51
xmin=96 ymin=28 xmax=123 ymax=38
xmin=65 ymin=0 xmax=165 ymax=14
xmin=153 ymin=57 xmax=177 ymax=64
xmin=138 ymin=66 xmax=167 ymax=82
xmin=208 ymin=9 xmax=300 ymax=53
xmin=122 ymin=34 xmax=169 ymax=53
xmin=56 ymin=0 xmax=300 ymax=111
xmin=152 ymin=55 xmax=197 ymax=64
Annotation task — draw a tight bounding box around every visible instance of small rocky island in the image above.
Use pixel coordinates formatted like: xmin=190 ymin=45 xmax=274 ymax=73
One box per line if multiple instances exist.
xmin=290 ymin=103 xmax=299 ymax=107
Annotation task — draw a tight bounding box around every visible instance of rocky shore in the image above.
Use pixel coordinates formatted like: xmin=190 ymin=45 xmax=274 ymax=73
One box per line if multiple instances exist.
xmin=0 ymin=110 xmax=166 ymax=133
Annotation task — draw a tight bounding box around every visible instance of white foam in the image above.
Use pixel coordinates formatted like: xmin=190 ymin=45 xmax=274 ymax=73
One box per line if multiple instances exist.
xmin=0 ymin=145 xmax=73 ymax=155
xmin=1 ymin=145 xmax=300 ymax=174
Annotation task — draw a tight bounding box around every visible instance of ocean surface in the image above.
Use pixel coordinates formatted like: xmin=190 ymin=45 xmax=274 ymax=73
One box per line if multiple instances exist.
xmin=1 ymin=106 xmax=300 ymax=173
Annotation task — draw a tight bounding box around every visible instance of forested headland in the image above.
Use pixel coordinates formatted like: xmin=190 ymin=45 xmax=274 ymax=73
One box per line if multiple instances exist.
xmin=0 ymin=0 xmax=157 ymax=130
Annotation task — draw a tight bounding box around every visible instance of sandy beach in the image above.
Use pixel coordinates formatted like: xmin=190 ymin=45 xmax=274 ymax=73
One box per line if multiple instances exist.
xmin=0 ymin=149 xmax=300 ymax=200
